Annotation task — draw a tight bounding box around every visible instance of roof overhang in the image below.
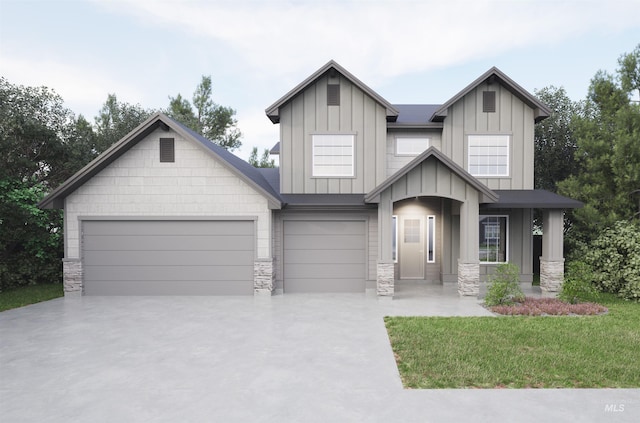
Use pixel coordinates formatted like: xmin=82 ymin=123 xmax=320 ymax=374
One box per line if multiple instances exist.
xmin=482 ymin=190 xmax=583 ymax=209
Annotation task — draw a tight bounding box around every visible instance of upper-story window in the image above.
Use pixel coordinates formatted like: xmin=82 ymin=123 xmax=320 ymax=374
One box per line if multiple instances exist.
xmin=395 ymin=137 xmax=430 ymax=156
xmin=312 ymin=134 xmax=355 ymax=177
xmin=468 ymin=134 xmax=509 ymax=177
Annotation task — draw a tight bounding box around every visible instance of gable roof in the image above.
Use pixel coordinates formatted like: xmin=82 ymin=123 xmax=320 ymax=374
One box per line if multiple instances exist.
xmin=265 ymin=60 xmax=399 ymax=124
xmin=38 ymin=113 xmax=282 ymax=210
xmin=364 ymin=146 xmax=498 ymax=203
xmin=430 ymin=67 xmax=551 ymax=123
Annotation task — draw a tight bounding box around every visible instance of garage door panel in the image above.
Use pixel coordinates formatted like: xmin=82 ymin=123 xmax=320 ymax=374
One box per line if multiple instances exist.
xmin=83 ymin=235 xmax=253 ymax=252
xmin=84 ymin=280 xmax=252 ymax=296
xmin=284 ymin=278 xmax=364 ymax=293
xmin=284 ymin=264 xmax=364 ymax=279
xmin=283 ymin=234 xmax=365 ymax=250
xmin=84 ymin=220 xmax=254 ymax=236
xmin=84 ymin=265 xmax=253 ymax=281
xmin=284 ymin=220 xmax=364 ymax=236
xmin=84 ymin=250 xmax=255 ymax=266
xmin=283 ymin=249 xmax=365 ymax=265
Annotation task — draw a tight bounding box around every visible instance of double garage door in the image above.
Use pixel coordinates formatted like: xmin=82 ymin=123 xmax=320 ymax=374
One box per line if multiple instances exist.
xmin=283 ymin=220 xmax=366 ymax=293
xmin=82 ymin=220 xmax=254 ymax=295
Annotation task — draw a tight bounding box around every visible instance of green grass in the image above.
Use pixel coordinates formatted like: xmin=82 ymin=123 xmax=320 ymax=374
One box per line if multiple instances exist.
xmin=0 ymin=283 xmax=64 ymax=312
xmin=385 ymin=294 xmax=640 ymax=388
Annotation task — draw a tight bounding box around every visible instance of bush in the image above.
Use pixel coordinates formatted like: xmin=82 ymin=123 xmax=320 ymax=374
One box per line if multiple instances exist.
xmin=484 ymin=263 xmax=525 ymax=306
xmin=583 ymin=221 xmax=640 ymax=302
xmin=0 ymin=179 xmax=63 ymax=292
xmin=559 ymin=261 xmax=599 ymax=304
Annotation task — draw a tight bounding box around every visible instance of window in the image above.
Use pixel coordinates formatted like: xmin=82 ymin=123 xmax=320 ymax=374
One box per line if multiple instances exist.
xmin=483 ymin=91 xmax=496 ymax=112
xmin=479 ymin=215 xmax=508 ymax=263
xmin=312 ymin=134 xmax=354 ymax=177
xmin=396 ymin=137 xmax=430 ymax=156
xmin=159 ymin=138 xmax=175 ymax=163
xmin=392 ymin=215 xmax=398 ymax=263
xmin=404 ymin=218 xmax=420 ymax=243
xmin=468 ymin=134 xmax=509 ymax=177
xmin=427 ymin=215 xmax=435 ymax=263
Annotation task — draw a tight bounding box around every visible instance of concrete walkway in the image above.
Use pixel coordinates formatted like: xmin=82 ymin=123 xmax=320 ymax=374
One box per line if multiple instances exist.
xmin=1 ymin=285 xmax=638 ymax=422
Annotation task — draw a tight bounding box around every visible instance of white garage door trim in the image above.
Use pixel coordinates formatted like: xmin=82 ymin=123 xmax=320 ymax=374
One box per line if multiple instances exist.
xmin=81 ymin=218 xmax=255 ymax=295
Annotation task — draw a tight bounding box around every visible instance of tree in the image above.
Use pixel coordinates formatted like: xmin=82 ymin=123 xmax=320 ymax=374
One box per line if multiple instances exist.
xmin=0 ymin=77 xmax=72 ymax=186
xmin=167 ymin=76 xmax=242 ymax=151
xmin=534 ymin=86 xmax=580 ymax=192
xmin=248 ymin=147 xmax=275 ymax=168
xmin=558 ymin=47 xmax=640 ymax=248
xmin=94 ymin=93 xmax=153 ymax=154
xmin=618 ymin=44 xmax=640 ymax=103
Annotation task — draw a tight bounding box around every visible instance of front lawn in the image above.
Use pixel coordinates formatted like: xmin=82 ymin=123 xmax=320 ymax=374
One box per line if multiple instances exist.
xmin=0 ymin=283 xmax=63 ymax=312
xmin=385 ymin=294 xmax=640 ymax=388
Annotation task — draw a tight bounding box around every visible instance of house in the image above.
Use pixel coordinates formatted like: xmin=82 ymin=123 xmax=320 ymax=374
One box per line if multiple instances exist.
xmin=39 ymin=60 xmax=582 ymax=297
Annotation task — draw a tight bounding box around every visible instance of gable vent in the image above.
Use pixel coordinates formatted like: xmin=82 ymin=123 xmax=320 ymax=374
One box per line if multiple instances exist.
xmin=483 ymin=91 xmax=496 ymax=113
xmin=327 ymin=84 xmax=340 ymax=106
xmin=159 ymin=138 xmax=175 ymax=162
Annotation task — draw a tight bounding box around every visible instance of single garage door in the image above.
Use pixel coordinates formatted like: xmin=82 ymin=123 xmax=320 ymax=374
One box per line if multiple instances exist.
xmin=283 ymin=220 xmax=366 ymax=293
xmin=83 ymin=220 xmax=254 ymax=295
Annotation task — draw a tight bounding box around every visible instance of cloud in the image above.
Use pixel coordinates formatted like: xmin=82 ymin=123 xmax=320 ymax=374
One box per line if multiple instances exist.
xmin=96 ymin=0 xmax=640 ymax=85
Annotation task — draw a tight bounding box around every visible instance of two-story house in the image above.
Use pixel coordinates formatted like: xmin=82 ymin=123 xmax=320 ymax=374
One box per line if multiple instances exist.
xmin=40 ymin=60 xmax=581 ymax=297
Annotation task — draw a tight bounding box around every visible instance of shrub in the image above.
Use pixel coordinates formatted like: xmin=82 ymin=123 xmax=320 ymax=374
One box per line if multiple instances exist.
xmin=559 ymin=261 xmax=599 ymax=304
xmin=583 ymin=221 xmax=640 ymax=302
xmin=484 ymin=263 xmax=525 ymax=306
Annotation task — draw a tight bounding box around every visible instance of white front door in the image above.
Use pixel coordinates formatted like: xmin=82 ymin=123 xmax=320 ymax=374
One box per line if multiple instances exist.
xmin=400 ymin=216 xmax=424 ymax=279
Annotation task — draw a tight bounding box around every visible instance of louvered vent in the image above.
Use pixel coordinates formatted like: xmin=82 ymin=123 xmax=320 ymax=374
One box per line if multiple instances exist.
xmin=327 ymin=84 xmax=340 ymax=106
xmin=483 ymin=91 xmax=496 ymax=113
xmin=159 ymin=138 xmax=175 ymax=162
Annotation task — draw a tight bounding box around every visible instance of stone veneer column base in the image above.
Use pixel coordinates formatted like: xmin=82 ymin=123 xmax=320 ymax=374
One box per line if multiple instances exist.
xmin=254 ymin=258 xmax=275 ymax=296
xmin=63 ymin=259 xmax=83 ymax=297
xmin=377 ymin=262 xmax=394 ymax=297
xmin=540 ymin=258 xmax=564 ymax=292
xmin=458 ymin=260 xmax=480 ymax=296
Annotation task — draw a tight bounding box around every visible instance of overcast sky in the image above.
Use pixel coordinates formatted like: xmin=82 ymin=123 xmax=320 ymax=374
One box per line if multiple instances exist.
xmin=1 ymin=0 xmax=639 ymax=160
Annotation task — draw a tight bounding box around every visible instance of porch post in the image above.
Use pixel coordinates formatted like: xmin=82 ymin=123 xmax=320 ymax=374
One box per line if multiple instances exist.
xmin=377 ymin=190 xmax=394 ymax=297
xmin=458 ymin=190 xmax=480 ymax=296
xmin=540 ymin=209 xmax=564 ymax=292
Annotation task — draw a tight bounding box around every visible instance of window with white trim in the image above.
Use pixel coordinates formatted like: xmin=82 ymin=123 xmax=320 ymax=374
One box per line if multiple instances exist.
xmin=468 ymin=135 xmax=509 ymax=177
xmin=427 ymin=215 xmax=435 ymax=263
xmin=396 ymin=137 xmax=429 ymax=156
xmin=392 ymin=215 xmax=398 ymax=263
xmin=312 ymin=134 xmax=354 ymax=177
xmin=479 ymin=215 xmax=508 ymax=263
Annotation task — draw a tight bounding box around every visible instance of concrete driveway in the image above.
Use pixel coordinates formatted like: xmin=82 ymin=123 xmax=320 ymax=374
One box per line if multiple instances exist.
xmin=1 ymin=285 xmax=638 ymax=423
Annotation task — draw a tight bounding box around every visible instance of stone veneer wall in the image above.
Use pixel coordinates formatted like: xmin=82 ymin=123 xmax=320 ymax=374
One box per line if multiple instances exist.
xmin=377 ymin=262 xmax=394 ymax=296
xmin=457 ymin=260 xmax=479 ymax=296
xmin=540 ymin=258 xmax=564 ymax=292
xmin=62 ymin=259 xmax=83 ymax=296
xmin=254 ymin=259 xmax=275 ymax=295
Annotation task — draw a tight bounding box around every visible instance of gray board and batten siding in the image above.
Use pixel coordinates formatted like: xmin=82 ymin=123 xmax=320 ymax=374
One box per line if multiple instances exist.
xmin=82 ymin=220 xmax=255 ymax=295
xmin=278 ymin=73 xmax=388 ymax=194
